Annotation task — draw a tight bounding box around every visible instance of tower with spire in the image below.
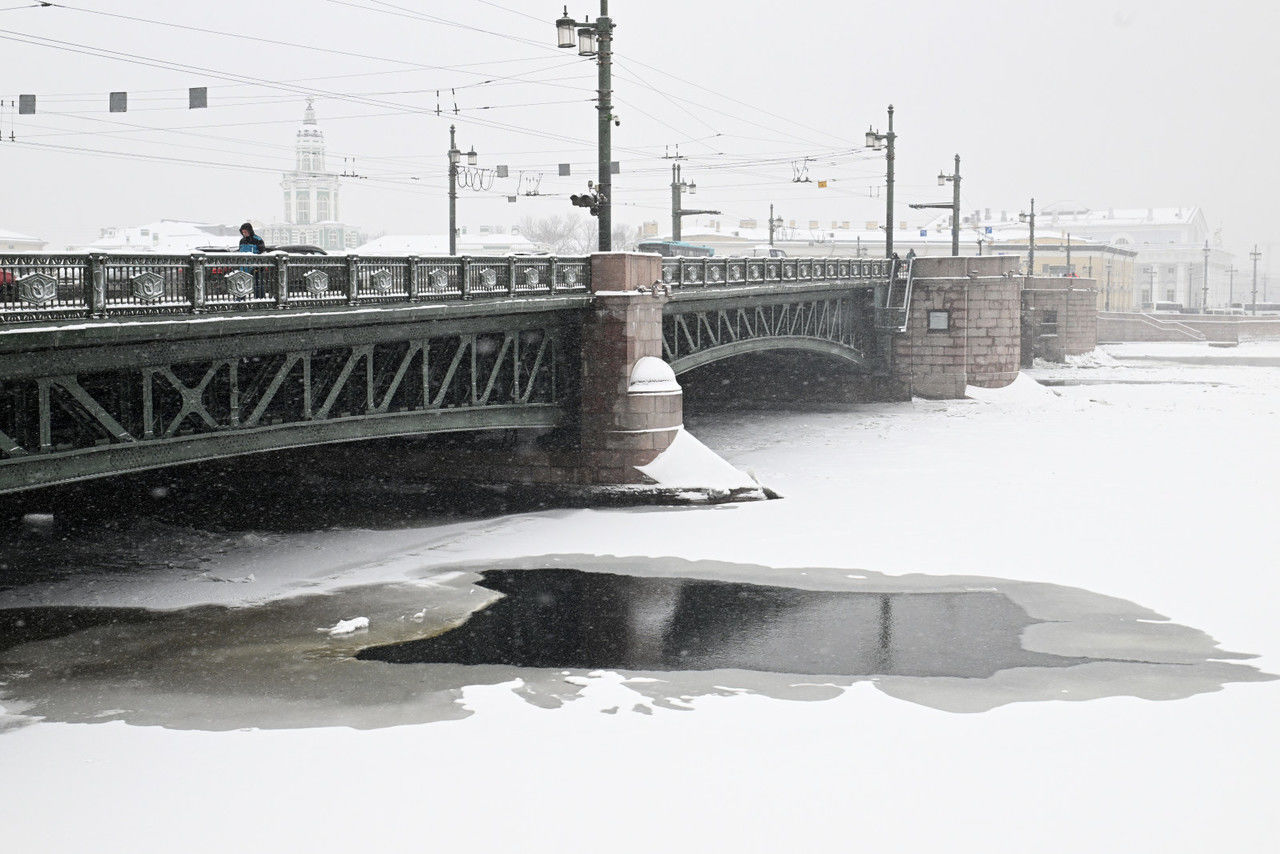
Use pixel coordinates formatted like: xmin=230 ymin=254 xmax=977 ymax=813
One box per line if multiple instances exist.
xmin=268 ymin=100 xmax=367 ymax=250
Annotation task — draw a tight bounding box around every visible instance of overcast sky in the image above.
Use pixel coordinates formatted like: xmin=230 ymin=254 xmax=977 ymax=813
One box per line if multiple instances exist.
xmin=1 ymin=0 xmax=1276 ymax=266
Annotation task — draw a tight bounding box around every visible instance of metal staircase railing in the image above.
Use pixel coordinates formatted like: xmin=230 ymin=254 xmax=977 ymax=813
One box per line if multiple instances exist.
xmin=875 ymin=256 xmax=914 ymax=332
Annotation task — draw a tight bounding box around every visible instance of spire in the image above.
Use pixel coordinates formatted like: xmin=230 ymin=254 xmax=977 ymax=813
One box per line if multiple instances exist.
xmin=303 ymin=97 xmax=317 ymax=125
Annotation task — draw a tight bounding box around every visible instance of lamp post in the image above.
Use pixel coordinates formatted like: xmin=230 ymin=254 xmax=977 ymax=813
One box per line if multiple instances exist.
xmin=938 ymin=155 xmax=960 ymax=255
xmin=1227 ymin=264 xmax=1237 ymax=309
xmin=1201 ymin=240 xmax=1211 ymax=312
xmin=670 ymin=162 xmax=719 ymax=241
xmin=908 ymin=154 xmax=961 ymax=255
xmin=768 ymin=203 xmax=783 ymax=248
xmin=1250 ymin=245 xmax=1261 ymax=315
xmin=1019 ymin=198 xmax=1036 ymax=278
xmin=865 ymin=105 xmax=895 ymax=259
xmin=447 ymin=125 xmax=478 ymax=256
xmin=556 ymin=3 xmax=614 ymax=251
xmin=1146 ymin=265 xmax=1157 ymax=309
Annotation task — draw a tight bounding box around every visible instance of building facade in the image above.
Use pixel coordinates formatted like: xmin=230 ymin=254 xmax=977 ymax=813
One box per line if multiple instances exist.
xmin=994 ymin=207 xmax=1233 ymax=310
xmin=265 ymin=100 xmax=368 ymax=252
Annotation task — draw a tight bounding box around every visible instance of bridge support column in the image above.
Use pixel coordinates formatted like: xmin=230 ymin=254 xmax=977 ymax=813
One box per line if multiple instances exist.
xmin=577 ymin=253 xmax=682 ymax=484
xmin=892 ymin=255 xmax=1023 ymax=398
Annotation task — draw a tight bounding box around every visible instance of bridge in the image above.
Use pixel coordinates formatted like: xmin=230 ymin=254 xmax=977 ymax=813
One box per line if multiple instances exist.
xmin=0 ymin=250 xmax=917 ymax=494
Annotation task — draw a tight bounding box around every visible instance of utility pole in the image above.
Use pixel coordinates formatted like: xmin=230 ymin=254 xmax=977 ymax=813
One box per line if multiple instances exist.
xmin=554 ymin=2 xmax=614 ymax=250
xmin=595 ymin=1 xmax=613 ymax=251
xmin=949 ymin=154 xmax=960 ymax=255
xmin=1147 ymin=265 xmax=1157 ymax=308
xmin=910 ymin=154 xmax=961 ymax=255
xmin=1065 ymin=233 xmax=1072 ymax=275
xmin=1020 ymin=198 xmax=1036 ymax=277
xmin=865 ymin=105 xmax=895 ymax=258
xmin=768 ymin=203 xmax=783 ymax=247
xmin=1227 ymin=264 xmax=1237 ymax=309
xmin=1202 ymin=240 xmax=1210 ymax=311
xmin=1251 ymin=245 xmax=1261 ymax=314
xmin=448 ymin=125 xmax=459 ymax=256
xmin=670 ymin=163 xmax=719 ymax=242
xmin=1104 ymin=258 xmax=1112 ymax=311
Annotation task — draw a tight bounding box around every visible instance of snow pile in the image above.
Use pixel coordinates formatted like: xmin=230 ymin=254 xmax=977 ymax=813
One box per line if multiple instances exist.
xmin=965 ymin=372 xmax=1059 ymax=406
xmin=636 ymin=427 xmax=757 ymax=491
xmin=1057 ymin=349 xmax=1121 ymax=368
xmin=322 ymin=617 xmax=369 ymax=636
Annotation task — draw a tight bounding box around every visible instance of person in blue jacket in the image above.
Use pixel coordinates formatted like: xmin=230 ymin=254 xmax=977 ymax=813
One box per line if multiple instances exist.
xmin=238 ymin=222 xmax=267 ymax=298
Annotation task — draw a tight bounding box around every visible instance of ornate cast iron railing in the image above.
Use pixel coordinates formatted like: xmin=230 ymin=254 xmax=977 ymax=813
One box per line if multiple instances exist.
xmin=0 ymin=253 xmax=592 ymax=324
xmin=660 ymin=256 xmax=896 ymax=289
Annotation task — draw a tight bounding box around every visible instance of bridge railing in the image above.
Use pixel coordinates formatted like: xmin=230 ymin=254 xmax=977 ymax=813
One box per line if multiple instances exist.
xmin=0 ymin=252 xmax=592 ymax=324
xmin=660 ymin=256 xmax=894 ymax=289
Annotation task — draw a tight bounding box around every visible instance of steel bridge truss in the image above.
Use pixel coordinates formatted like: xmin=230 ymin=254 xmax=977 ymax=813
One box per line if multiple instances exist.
xmin=662 ymin=292 xmax=873 ymax=374
xmin=0 ymin=327 xmax=571 ymax=491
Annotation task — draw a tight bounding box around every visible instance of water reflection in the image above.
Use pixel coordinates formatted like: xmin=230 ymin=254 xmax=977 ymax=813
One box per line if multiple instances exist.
xmin=0 ymin=556 xmax=1272 ymax=730
xmin=358 ymin=570 xmax=1091 ymax=677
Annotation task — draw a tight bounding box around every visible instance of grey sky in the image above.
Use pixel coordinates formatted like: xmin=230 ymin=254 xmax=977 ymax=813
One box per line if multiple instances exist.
xmin=2 ymin=0 xmax=1276 ymax=266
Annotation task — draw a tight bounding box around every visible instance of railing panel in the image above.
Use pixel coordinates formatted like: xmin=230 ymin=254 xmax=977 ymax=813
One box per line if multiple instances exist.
xmin=466 ymin=256 xmax=511 ymax=297
xmin=100 ymin=254 xmax=191 ymax=314
xmin=511 ymin=257 xmax=553 ymax=295
xmin=0 ymin=254 xmax=91 ymax=320
xmin=417 ymin=258 xmax=464 ymax=299
xmin=553 ymin=257 xmax=589 ymax=292
xmin=352 ymin=256 xmax=411 ymax=303
xmin=284 ymin=256 xmax=349 ymax=307
xmin=200 ymin=253 xmax=278 ymax=312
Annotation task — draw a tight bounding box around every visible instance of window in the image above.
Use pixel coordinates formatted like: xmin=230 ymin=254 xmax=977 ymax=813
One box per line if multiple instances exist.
xmin=296 ymin=193 xmax=311 ymax=225
xmin=927 ymin=310 xmax=950 ymax=332
xmin=283 ymin=192 xmax=292 ymax=224
xmin=316 ymin=191 xmax=330 ymax=222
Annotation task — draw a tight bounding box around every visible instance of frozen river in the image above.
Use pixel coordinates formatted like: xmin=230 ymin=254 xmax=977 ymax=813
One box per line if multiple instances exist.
xmin=1 ymin=342 xmax=1277 ymax=853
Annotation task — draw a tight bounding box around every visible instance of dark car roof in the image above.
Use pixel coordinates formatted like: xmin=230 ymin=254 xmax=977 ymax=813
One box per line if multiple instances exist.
xmin=194 ymin=244 xmax=327 ymax=255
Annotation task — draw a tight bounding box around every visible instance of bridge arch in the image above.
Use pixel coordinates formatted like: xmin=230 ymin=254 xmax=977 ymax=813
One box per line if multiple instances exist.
xmin=668 ymin=336 xmax=867 ymax=375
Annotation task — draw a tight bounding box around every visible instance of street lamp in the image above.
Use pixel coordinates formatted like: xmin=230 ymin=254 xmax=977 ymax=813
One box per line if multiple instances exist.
xmin=768 ymin=203 xmax=783 ymax=248
xmin=447 ymin=125 xmax=477 ymax=256
xmin=865 ymin=104 xmax=895 ymax=259
xmin=1227 ymin=264 xmax=1237 ymax=309
xmin=937 ymin=154 xmax=960 ymax=255
xmin=1251 ymin=245 xmax=1262 ymax=314
xmin=1019 ymin=198 xmax=1036 ymax=278
xmin=1202 ymin=239 xmax=1210 ymax=312
xmin=555 ymin=3 xmax=614 ymax=251
xmin=909 ymin=154 xmax=961 ymax=255
xmin=670 ymin=162 xmax=720 ymax=241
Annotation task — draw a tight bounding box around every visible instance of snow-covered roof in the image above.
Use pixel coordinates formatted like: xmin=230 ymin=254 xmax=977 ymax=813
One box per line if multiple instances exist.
xmin=0 ymin=228 xmax=44 ymax=243
xmin=77 ymin=220 xmax=247 ymax=253
xmin=354 ymin=232 xmax=540 ymax=256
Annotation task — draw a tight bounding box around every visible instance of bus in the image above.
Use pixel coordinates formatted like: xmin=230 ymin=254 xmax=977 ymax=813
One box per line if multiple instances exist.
xmin=636 ymin=240 xmax=715 ymax=258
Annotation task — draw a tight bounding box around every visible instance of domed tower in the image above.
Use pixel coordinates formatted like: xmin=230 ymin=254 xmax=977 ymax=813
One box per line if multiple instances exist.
xmin=281 ymin=99 xmax=341 ymax=226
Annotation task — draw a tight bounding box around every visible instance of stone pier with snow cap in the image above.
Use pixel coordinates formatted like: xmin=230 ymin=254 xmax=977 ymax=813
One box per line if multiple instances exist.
xmin=576 ymin=253 xmax=684 ymax=485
